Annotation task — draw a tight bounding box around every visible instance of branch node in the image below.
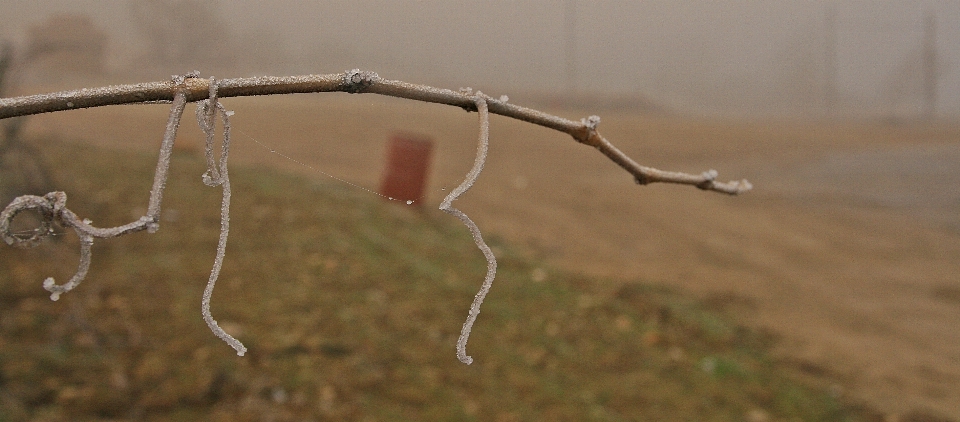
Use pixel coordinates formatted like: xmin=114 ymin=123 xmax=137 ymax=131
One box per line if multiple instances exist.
xmin=696 ymin=169 xmax=720 ymax=190
xmin=573 ymin=115 xmax=603 ymax=147
xmin=171 ymin=70 xmax=201 ymax=86
xmin=343 ymin=69 xmax=379 ymax=93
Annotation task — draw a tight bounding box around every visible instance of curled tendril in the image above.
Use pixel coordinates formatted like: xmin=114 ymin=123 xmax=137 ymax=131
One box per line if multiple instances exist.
xmin=0 ymin=193 xmax=59 ymax=248
xmin=0 ymin=74 xmax=193 ymax=299
xmin=0 ymin=73 xmax=246 ymax=355
xmin=440 ymin=92 xmax=498 ymax=365
xmin=194 ymin=76 xmax=246 ymax=356
xmin=0 ymin=73 xmax=247 ymax=356
xmin=0 ymin=192 xmax=86 ymax=300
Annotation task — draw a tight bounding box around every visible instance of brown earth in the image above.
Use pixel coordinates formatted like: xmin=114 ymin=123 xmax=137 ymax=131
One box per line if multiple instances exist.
xmin=23 ymin=92 xmax=960 ymax=420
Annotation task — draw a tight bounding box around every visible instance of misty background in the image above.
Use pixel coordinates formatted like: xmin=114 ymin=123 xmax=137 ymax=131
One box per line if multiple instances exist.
xmin=1 ymin=0 xmax=959 ymax=117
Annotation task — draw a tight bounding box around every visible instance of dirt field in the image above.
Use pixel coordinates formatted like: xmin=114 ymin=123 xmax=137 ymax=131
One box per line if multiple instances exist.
xmin=23 ymin=92 xmax=960 ymax=419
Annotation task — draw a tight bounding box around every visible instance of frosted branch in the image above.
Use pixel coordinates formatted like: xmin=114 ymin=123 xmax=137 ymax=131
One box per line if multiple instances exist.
xmin=1 ymin=70 xmax=753 ymax=359
xmin=0 ymin=71 xmax=751 ymax=194
xmin=439 ymin=93 xmax=498 ymax=365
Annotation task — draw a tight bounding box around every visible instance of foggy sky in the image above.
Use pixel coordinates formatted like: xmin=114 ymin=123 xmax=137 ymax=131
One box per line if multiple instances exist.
xmin=2 ymin=0 xmax=959 ymax=117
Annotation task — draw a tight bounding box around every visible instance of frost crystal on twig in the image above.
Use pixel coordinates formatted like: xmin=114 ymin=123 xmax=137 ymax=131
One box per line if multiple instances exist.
xmin=440 ymin=93 xmax=498 ymax=365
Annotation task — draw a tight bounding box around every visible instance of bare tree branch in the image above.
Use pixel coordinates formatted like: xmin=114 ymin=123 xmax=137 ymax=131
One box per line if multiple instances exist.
xmin=1 ymin=70 xmax=753 ymax=359
xmin=0 ymin=70 xmax=752 ymax=194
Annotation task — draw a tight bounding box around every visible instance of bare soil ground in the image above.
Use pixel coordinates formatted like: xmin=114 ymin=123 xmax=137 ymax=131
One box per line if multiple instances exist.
xmin=24 ymin=93 xmax=960 ymax=419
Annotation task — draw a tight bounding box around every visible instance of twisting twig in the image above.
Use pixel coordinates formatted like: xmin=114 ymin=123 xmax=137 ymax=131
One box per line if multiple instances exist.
xmin=440 ymin=92 xmax=497 ymax=365
xmin=195 ymin=77 xmax=246 ymax=356
xmin=0 ymin=70 xmax=752 ymax=194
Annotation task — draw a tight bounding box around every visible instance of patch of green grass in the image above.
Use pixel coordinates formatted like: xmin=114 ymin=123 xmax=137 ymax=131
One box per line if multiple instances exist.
xmin=0 ymin=138 xmax=875 ymax=421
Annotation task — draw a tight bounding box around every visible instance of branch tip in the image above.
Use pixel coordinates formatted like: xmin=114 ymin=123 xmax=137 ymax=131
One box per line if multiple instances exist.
xmin=728 ymin=179 xmax=753 ymax=194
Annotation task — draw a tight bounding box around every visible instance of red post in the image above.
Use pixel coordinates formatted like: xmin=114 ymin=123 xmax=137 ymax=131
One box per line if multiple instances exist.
xmin=380 ymin=132 xmax=433 ymax=206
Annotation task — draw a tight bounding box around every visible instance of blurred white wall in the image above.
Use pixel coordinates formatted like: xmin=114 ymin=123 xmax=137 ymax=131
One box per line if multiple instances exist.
xmin=1 ymin=0 xmax=958 ymax=117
